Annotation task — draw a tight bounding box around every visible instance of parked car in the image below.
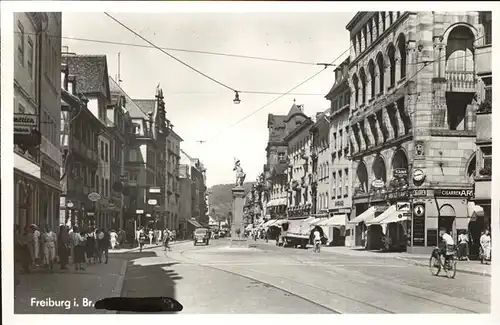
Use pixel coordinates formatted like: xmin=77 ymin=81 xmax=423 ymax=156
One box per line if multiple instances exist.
xmin=193 ymin=228 xmax=210 ymax=246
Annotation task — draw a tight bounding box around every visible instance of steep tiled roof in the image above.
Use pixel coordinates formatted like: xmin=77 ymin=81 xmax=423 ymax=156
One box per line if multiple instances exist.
xmin=285 ymin=101 xmax=306 ymax=122
xmin=268 ymin=114 xmax=286 ymax=128
xmin=133 ymin=99 xmax=156 ymax=114
xmin=64 ymin=55 xmax=110 ymax=99
xmin=108 ymin=77 xmax=147 ymax=119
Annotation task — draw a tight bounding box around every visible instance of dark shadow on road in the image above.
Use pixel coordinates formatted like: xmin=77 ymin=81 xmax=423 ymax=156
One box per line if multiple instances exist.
xmin=117 ymin=252 xmax=183 ymax=313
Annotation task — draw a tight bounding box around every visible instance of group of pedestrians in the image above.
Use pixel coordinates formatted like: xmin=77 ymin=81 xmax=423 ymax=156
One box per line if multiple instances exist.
xmin=136 ymin=227 xmax=176 ymax=252
xmin=456 ymin=229 xmax=492 ymax=264
xmin=14 ymin=223 xmax=124 ymax=286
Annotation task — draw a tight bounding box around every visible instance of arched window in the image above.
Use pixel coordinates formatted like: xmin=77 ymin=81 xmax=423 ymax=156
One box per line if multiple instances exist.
xmin=372 ymin=155 xmax=387 ymax=182
xmin=376 ymin=53 xmax=385 ymax=94
xmin=445 ymin=26 xmax=475 ymax=72
xmin=368 ymin=60 xmax=376 ymax=99
xmin=397 ymin=33 xmax=406 ymax=78
xmin=359 ymin=68 xmax=367 ymax=105
xmin=392 ymin=149 xmax=409 ymax=170
xmin=356 ymin=162 xmax=369 ymax=193
xmin=387 ymin=44 xmax=396 ymax=87
xmin=352 ymin=74 xmax=360 ymax=106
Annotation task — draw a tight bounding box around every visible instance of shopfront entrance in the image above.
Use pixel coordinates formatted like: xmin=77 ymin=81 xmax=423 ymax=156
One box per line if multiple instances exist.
xmin=438 ymin=204 xmax=456 ymax=239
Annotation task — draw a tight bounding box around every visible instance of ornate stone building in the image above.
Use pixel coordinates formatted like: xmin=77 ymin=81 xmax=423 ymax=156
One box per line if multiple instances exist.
xmin=469 ymin=11 xmax=492 ymax=256
xmin=264 ymin=102 xmax=302 ymax=220
xmin=310 ymin=110 xmax=331 ymax=216
xmin=346 ymin=12 xmax=485 ymax=253
xmin=284 ymin=102 xmax=314 ymax=220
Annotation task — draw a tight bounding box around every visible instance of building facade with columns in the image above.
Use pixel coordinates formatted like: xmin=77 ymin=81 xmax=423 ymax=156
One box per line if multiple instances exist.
xmin=469 ymin=11 xmax=492 ymax=256
xmin=285 ymin=102 xmax=314 ymax=220
xmin=346 ymin=11 xmax=484 ymax=253
xmin=325 ymin=57 xmax=354 ymax=246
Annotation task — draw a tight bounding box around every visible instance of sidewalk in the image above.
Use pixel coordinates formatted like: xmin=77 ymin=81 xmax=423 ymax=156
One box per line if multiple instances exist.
xmin=109 ymin=239 xmax=191 ymax=254
xmin=14 ymin=257 xmax=127 ymax=314
xmin=321 ymin=246 xmax=492 ymax=277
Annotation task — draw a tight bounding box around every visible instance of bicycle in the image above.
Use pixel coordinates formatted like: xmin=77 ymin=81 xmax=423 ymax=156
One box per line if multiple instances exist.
xmin=429 ymin=246 xmax=457 ymax=279
xmin=313 ymin=240 xmax=321 ymax=253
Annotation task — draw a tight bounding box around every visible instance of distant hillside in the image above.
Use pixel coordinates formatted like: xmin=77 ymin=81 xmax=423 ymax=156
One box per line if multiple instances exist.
xmin=208 ymin=182 xmax=255 ymax=217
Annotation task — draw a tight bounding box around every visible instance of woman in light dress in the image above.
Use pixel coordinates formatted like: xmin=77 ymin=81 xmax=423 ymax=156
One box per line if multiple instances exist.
xmin=110 ymin=229 xmax=118 ymax=250
xmin=148 ymin=229 xmax=154 ymax=245
xmin=32 ymin=224 xmax=41 ymax=267
xmin=41 ymin=225 xmax=57 ymax=272
xmin=480 ymin=229 xmax=491 ymax=264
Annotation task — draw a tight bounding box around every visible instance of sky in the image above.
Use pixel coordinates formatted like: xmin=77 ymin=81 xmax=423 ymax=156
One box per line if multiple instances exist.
xmin=62 ymin=12 xmax=355 ymax=186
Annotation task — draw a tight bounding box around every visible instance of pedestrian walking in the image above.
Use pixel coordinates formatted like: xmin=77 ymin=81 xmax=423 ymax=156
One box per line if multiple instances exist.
xmin=98 ymin=228 xmax=110 ymax=263
xmin=110 ymin=229 xmax=118 ymax=250
xmin=138 ymin=228 xmax=146 ymax=252
xmin=41 ymin=225 xmax=57 ymax=272
xmin=457 ymin=230 xmax=470 ymax=261
xmin=22 ymin=226 xmax=35 ymax=272
xmin=158 ymin=229 xmax=163 ymax=245
xmin=32 ymin=224 xmax=41 ymax=267
xmin=86 ymin=229 xmax=97 ymax=264
xmin=148 ymin=229 xmax=154 ymax=245
xmin=163 ymin=229 xmax=171 ymax=251
xmin=57 ymin=225 xmax=70 ymax=270
xmin=480 ymin=229 xmax=491 ymax=264
xmin=72 ymin=227 xmax=86 ymax=271
xmin=14 ymin=225 xmax=24 ymax=287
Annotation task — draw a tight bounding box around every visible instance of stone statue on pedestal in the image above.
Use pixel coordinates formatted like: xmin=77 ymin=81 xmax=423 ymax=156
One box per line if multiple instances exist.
xmin=233 ymin=158 xmax=246 ymax=187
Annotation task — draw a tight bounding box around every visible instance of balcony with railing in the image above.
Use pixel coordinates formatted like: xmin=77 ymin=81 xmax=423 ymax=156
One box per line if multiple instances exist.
xmin=445 ymin=71 xmax=477 ymax=93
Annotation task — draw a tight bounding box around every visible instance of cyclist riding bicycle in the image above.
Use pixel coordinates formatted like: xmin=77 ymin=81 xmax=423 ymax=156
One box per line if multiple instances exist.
xmin=313 ymin=229 xmax=322 ymax=251
xmin=435 ymin=227 xmax=456 ymax=268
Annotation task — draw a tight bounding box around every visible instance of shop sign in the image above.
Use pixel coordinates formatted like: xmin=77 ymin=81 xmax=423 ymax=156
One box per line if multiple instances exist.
xmin=371 ymin=179 xmax=385 ymax=188
xmin=14 ymin=114 xmax=38 ymax=134
xmin=434 ymin=189 xmax=474 ymax=198
xmin=88 ymin=192 xmax=101 ymax=202
xmin=396 ymin=202 xmax=410 ymax=212
xmin=334 ymin=200 xmax=344 ymax=207
xmin=386 ymin=190 xmax=410 ymax=200
xmin=413 ymin=203 xmax=426 ymax=247
xmin=337 ymin=208 xmax=351 ymax=214
xmin=393 ymin=168 xmax=408 ymax=178
xmin=136 ymin=209 xmax=144 ymax=214
xmin=412 ymin=189 xmax=427 ymax=197
xmin=148 ymin=199 xmax=158 ymax=206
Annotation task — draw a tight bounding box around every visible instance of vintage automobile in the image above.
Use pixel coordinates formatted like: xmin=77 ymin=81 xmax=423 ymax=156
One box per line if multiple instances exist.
xmin=193 ymin=228 xmax=210 ymax=246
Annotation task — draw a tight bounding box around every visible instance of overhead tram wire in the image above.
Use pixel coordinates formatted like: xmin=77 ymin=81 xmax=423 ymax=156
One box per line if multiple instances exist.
xmin=104 ymin=12 xmax=237 ymax=92
xmin=203 ymin=46 xmax=352 ymax=144
xmin=196 ymin=14 xmax=450 ymax=144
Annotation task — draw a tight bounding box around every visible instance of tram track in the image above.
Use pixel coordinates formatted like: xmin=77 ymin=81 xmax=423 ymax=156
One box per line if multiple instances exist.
xmin=165 ymin=245 xmax=397 ymax=314
xmin=286 ymin=251 xmax=484 ymax=313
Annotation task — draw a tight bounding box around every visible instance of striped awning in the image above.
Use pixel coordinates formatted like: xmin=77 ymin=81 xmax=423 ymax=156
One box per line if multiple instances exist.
xmin=349 ymin=206 xmax=376 ymax=224
xmin=366 ymin=205 xmax=397 ymax=225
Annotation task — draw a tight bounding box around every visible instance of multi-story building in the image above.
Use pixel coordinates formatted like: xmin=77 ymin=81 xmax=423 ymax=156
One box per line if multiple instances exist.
xmin=108 ymin=77 xmax=132 ymax=230
xmin=263 ymin=112 xmax=290 ymax=220
xmin=284 ymin=101 xmax=314 ymax=220
xmin=310 ymin=110 xmax=331 ymax=216
xmin=469 ymin=11 xmax=492 ymax=256
xmin=346 ymin=11 xmax=483 ymax=253
xmin=178 ymin=163 xmax=193 ymax=239
xmin=325 ymin=57 xmax=354 ymax=245
xmin=180 ymin=149 xmax=208 ymax=226
xmin=60 ymin=63 xmax=103 ymax=229
xmin=14 ymin=12 xmax=62 ymax=231
xmin=64 ymin=53 xmax=116 ymax=230
xmin=126 ymin=88 xmax=168 ymax=230
xmin=166 ymin=127 xmax=183 ymax=230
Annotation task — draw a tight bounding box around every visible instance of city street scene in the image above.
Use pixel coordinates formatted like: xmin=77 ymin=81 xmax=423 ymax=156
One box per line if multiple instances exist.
xmin=10 ymin=7 xmax=493 ymax=315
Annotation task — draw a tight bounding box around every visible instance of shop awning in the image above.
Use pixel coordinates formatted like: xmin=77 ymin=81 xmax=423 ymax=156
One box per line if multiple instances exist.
xmin=366 ymin=205 xmax=397 ymax=225
xmin=380 ymin=210 xmax=410 ymax=224
xmin=261 ymin=219 xmax=277 ymax=228
xmin=318 ymin=214 xmax=347 ymax=227
xmin=270 ymin=219 xmax=287 ymax=227
xmin=348 ymin=206 xmax=377 ymax=224
xmin=309 ymin=218 xmax=327 ymax=227
xmin=245 ymin=224 xmax=254 ymax=231
xmin=188 ymin=219 xmax=204 ymax=228
xmin=303 ymin=216 xmax=316 ymax=224
xmin=468 ymin=202 xmax=485 ymax=221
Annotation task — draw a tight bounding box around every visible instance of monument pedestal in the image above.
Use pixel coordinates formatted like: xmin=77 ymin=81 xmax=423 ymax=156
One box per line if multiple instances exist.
xmin=230 ymin=186 xmax=248 ymax=248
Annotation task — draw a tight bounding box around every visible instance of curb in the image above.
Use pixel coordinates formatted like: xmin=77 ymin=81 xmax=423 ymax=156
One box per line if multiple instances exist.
xmin=109 ymin=240 xmax=192 ymax=253
xmin=110 ymin=259 xmax=128 ymax=314
xmin=396 ymin=257 xmax=491 ymax=277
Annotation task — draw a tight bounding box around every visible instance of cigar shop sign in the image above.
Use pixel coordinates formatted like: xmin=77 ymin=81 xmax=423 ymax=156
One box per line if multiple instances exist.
xmin=14 ymin=114 xmax=38 ymax=134
xmin=434 ymin=189 xmax=475 ymax=198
